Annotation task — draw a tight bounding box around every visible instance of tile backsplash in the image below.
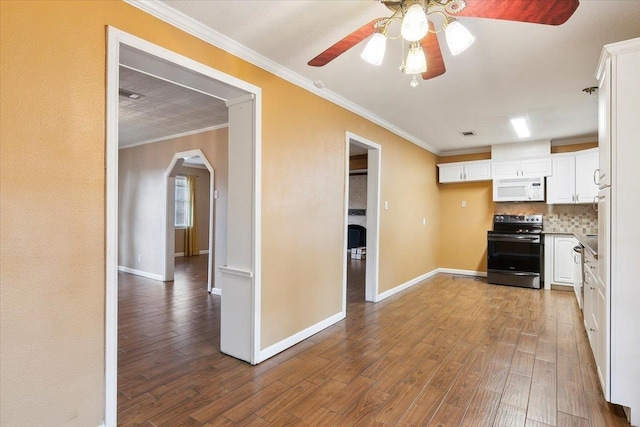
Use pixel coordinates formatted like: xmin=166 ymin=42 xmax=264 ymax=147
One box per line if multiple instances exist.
xmin=495 ymin=202 xmax=597 ymax=234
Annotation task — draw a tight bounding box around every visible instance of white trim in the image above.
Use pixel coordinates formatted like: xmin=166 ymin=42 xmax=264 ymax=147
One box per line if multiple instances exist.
xmin=344 ymin=132 xmax=381 ymax=305
xmin=119 ymin=124 xmax=229 ymax=149
xmin=122 ymin=0 xmax=438 ymax=155
xmin=225 ymin=93 xmax=255 ymax=107
xmin=437 ymin=268 xmax=488 ymax=277
xmin=173 ymin=250 xmax=208 ymax=258
xmin=252 ymin=85 xmax=263 ymax=365
xmin=219 ymin=266 xmax=254 ymax=278
xmin=257 ymin=311 xmax=345 ymax=362
xmin=117 ymin=266 xmax=164 ymax=281
xmin=106 ymin=26 xmax=263 ymax=425
xmin=105 ymin=27 xmax=120 ymax=427
xmin=375 ymin=269 xmax=440 ymax=302
xmin=164 ymin=149 xmax=215 ymax=292
xmin=211 ymin=288 xmax=222 ymax=296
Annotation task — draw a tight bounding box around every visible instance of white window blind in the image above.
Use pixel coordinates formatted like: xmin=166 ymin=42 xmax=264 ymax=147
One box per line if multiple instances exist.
xmin=174 ymin=176 xmax=190 ymax=228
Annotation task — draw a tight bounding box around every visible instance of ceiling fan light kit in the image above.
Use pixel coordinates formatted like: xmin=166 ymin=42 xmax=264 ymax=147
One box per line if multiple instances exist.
xmin=444 ymin=19 xmax=476 ymax=56
xmin=404 ymin=42 xmax=428 ymax=74
xmin=309 ymin=0 xmax=580 ymax=86
xmin=401 ymin=3 xmax=430 ymax=41
xmin=360 ymin=31 xmax=388 ymax=65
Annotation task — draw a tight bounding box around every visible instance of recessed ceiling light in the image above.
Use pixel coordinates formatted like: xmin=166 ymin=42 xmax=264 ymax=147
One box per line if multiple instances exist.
xmin=119 ymin=88 xmax=144 ymax=99
xmin=510 ymin=117 xmax=531 ymax=138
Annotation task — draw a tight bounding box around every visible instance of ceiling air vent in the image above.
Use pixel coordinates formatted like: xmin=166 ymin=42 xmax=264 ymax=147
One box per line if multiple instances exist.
xmin=460 ymin=131 xmax=476 ymax=137
xmin=119 ymin=88 xmax=144 ymax=99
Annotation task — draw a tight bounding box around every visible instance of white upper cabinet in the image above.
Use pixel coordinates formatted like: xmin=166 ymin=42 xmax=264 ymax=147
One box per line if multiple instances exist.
xmin=438 ymin=160 xmax=491 ymax=183
xmin=547 ymin=149 xmax=599 ymax=204
xmin=575 ymin=149 xmax=599 ymax=203
xmin=598 ymin=57 xmax=611 ymax=188
xmin=492 ymin=157 xmax=552 ymax=179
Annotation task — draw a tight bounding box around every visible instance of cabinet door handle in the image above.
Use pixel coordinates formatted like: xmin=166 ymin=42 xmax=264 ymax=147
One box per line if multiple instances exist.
xmin=594 ymin=169 xmax=600 ymax=186
xmin=593 ymin=196 xmax=599 ymax=213
xmin=576 ymin=193 xmax=579 ymax=202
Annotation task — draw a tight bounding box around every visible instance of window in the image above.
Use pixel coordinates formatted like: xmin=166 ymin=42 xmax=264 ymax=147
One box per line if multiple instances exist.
xmin=174 ymin=175 xmax=190 ymax=228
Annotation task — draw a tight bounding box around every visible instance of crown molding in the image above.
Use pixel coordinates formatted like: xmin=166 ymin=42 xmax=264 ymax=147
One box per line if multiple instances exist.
xmin=119 ymin=124 xmax=229 ymax=150
xmin=122 ymin=0 xmax=439 ymax=155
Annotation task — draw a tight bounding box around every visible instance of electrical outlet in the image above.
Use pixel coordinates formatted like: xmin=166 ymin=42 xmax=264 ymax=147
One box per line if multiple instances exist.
xmin=461 ymin=200 xmax=467 ymax=208
xmin=138 ymin=254 xmax=142 ymax=262
xmin=384 ymin=201 xmax=389 ymax=210
xmin=422 ymin=218 xmax=427 ymax=226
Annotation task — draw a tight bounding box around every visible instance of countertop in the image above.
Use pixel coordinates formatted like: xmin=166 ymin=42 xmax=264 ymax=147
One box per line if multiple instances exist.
xmin=575 ymin=233 xmax=598 ymax=257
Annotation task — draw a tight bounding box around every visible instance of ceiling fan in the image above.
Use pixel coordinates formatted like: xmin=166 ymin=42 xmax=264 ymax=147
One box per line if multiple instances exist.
xmin=308 ymin=0 xmax=580 ymax=85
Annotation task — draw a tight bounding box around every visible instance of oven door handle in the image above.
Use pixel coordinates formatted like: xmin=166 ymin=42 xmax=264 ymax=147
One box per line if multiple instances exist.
xmin=488 ymin=234 xmax=541 ymax=243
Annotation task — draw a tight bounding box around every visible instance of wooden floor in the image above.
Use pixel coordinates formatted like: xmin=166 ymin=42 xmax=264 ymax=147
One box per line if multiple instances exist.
xmin=118 ymin=255 xmax=629 ymax=426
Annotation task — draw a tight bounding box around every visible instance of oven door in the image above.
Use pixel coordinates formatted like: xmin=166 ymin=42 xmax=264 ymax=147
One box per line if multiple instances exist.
xmin=487 ymin=233 xmax=543 ymax=288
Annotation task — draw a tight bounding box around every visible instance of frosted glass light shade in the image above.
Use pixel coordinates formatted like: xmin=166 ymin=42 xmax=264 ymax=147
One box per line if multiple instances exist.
xmin=404 ymin=42 xmax=427 ymax=74
xmin=445 ymin=20 xmax=475 ymax=56
xmin=401 ymin=4 xmax=429 ymax=42
xmin=360 ymin=32 xmax=387 ymax=65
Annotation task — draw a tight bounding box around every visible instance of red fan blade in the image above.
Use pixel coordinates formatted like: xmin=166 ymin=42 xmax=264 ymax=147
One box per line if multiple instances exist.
xmin=421 ymin=22 xmax=446 ymax=80
xmin=456 ymin=0 xmax=579 ymax=25
xmin=308 ymin=19 xmax=382 ymax=67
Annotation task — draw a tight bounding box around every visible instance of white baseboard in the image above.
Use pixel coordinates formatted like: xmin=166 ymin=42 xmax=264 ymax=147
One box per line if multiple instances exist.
xmin=210 ymin=288 xmax=221 ymax=296
xmin=438 ymin=268 xmax=487 ymax=277
xmin=375 ymin=268 xmax=440 ymax=302
xmin=175 ymin=250 xmax=209 ymax=257
xmin=117 ymin=266 xmax=163 ymax=281
xmin=257 ymin=311 xmax=345 ymax=362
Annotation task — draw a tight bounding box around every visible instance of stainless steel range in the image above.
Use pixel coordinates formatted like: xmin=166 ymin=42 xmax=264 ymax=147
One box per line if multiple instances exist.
xmin=487 ymin=214 xmax=544 ymax=289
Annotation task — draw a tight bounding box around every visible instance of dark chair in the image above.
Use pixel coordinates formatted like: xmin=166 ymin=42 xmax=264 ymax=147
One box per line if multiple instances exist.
xmin=347 ymin=224 xmax=366 ymax=249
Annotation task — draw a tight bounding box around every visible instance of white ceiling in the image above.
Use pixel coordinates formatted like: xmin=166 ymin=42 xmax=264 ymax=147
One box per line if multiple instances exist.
xmin=118 ymin=66 xmax=228 ymax=147
xmin=154 ymin=0 xmax=640 ymax=154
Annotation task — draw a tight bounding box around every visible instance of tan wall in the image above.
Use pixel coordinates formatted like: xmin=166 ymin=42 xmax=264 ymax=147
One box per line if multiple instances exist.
xmin=173 ymin=166 xmax=211 ymax=255
xmin=0 ymin=2 xmax=439 ymax=424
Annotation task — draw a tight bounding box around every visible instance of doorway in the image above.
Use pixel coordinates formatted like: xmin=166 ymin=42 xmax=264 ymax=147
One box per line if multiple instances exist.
xmin=343 ymin=132 xmax=381 ymax=307
xmin=164 ymin=150 xmax=217 ymax=294
xmin=106 ymin=28 xmax=262 ymax=426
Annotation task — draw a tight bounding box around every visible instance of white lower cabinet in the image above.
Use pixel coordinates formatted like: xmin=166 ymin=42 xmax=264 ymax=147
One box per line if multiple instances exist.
xmin=544 ymin=234 xmax=578 ymax=289
xmin=583 ymin=249 xmax=608 ymax=390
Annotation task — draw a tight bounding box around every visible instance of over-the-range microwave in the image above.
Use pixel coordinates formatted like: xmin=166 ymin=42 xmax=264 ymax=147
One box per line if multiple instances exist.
xmin=493 ymin=177 xmax=545 ymax=202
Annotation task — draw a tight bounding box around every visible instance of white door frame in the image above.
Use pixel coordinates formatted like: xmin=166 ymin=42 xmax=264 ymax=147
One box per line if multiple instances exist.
xmin=106 ymin=27 xmax=262 ymax=427
xmin=164 ymin=149 xmax=216 ymax=293
xmin=343 ymin=132 xmax=381 ymax=308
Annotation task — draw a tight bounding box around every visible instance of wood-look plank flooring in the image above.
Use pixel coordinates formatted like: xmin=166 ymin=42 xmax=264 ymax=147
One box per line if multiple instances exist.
xmin=118 ymin=255 xmax=629 ymax=426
